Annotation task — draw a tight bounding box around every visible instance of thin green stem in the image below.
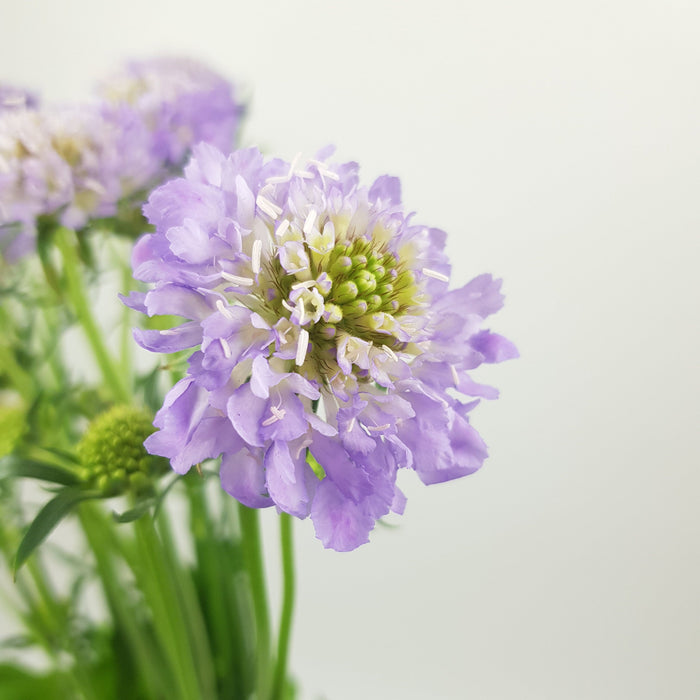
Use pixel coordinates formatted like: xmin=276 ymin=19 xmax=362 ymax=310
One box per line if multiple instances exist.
xmin=118 ymin=248 xmax=133 ymax=382
xmin=238 ymin=503 xmax=271 ymax=699
xmin=272 ymin=513 xmax=295 ymax=700
xmin=54 ymin=227 xmax=130 ymax=403
xmin=79 ymin=503 xmax=169 ymax=698
xmin=132 ymin=515 xmax=210 ymax=700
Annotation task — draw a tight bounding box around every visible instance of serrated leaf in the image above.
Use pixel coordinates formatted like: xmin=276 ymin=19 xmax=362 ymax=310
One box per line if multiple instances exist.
xmin=0 ymin=456 xmax=81 ymax=486
xmin=14 ymin=487 xmax=101 ymax=577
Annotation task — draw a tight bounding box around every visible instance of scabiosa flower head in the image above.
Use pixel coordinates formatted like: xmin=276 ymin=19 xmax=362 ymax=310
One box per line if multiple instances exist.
xmin=0 ymin=108 xmax=72 ymax=259
xmin=1 ymin=57 xmax=241 ymax=261
xmin=76 ymin=405 xmax=167 ymax=497
xmin=128 ymin=144 xmax=518 ymax=550
xmin=97 ymin=56 xmax=242 ymax=166
xmin=0 ymin=104 xmax=156 ymax=257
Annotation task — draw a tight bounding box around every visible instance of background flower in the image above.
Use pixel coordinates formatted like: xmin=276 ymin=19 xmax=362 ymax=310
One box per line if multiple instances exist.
xmin=0 ymin=57 xmax=242 ymax=260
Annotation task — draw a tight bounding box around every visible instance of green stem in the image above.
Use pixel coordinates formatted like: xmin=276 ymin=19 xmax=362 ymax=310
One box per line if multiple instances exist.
xmin=131 ymin=515 xmax=211 ymax=700
xmin=79 ymin=504 xmax=169 ymax=698
xmin=54 ymin=227 xmax=130 ymax=403
xmin=272 ymin=513 xmax=295 ymax=700
xmin=238 ymin=504 xmax=271 ymax=698
xmin=118 ymin=250 xmax=133 ymax=381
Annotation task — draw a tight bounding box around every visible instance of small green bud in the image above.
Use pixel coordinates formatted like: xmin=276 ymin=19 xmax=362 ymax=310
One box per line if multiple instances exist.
xmin=323 ymin=303 xmax=343 ymax=324
xmin=366 ymin=294 xmax=383 ymax=311
xmin=333 ymin=280 xmax=359 ymax=304
xmin=329 ymin=255 xmax=352 ymax=277
xmin=351 ymin=254 xmax=367 ymax=269
xmin=354 ymin=270 xmax=377 ymax=295
xmin=318 ymin=324 xmax=337 ymax=339
xmin=343 ymin=299 xmax=368 ymax=318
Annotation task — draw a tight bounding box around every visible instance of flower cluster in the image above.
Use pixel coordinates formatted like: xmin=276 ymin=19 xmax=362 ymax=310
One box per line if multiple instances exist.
xmin=127 ymin=144 xmax=518 ymax=551
xmin=0 ymin=58 xmax=241 ymax=261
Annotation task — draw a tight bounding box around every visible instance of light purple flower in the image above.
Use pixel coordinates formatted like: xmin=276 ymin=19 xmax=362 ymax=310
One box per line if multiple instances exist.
xmin=97 ymin=56 xmax=242 ymax=166
xmin=1 ymin=57 xmax=242 ymax=261
xmin=131 ymin=144 xmax=518 ymax=551
xmin=0 ymin=104 xmax=156 ymax=257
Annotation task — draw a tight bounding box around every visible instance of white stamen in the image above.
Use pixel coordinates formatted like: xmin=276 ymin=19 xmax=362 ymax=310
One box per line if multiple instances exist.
xmin=277 ymin=325 xmax=290 ymax=343
xmin=308 ymin=159 xmax=340 ymax=181
xmin=261 ymin=405 xmax=287 ymax=426
xmin=347 ymin=416 xmax=356 ymax=433
xmin=251 ymin=239 xmax=262 ymax=274
xmin=298 ymin=298 xmax=306 ymax=324
xmin=382 ymin=345 xmax=398 ymax=361
xmin=295 ymin=328 xmax=309 ymax=366
xmin=216 ymin=299 xmax=235 ymax=319
xmin=291 ymin=280 xmax=316 ymax=290
xmin=220 ymin=338 xmax=232 ymax=359
xmin=450 ymin=364 xmax=460 ymax=386
xmin=265 ymin=174 xmax=289 ymax=185
xmin=256 ymin=194 xmax=282 ymax=219
xmin=366 ymin=424 xmax=391 ymax=433
xmin=294 ymin=170 xmax=315 ymax=179
xmin=271 ymin=405 xmax=286 ymax=420
xmin=422 ymin=267 xmax=449 ymax=282
xmin=303 ymin=209 xmax=317 ymax=235
xmin=288 ymin=152 xmax=302 ymax=175
xmin=2 ymin=96 xmax=25 ymax=108
xmin=275 ymin=219 xmax=290 ymax=238
xmin=84 ymin=177 xmax=107 ymax=195
xmin=220 ymin=271 xmax=254 ymax=287
xmin=159 ymin=329 xmax=178 ymax=336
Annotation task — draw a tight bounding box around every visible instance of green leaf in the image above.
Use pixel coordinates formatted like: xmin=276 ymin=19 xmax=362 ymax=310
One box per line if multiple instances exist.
xmin=0 ymin=455 xmax=81 ymax=486
xmin=0 ymin=663 xmax=67 ymax=699
xmin=14 ymin=487 xmax=101 ymax=577
xmin=112 ymin=498 xmax=156 ymax=523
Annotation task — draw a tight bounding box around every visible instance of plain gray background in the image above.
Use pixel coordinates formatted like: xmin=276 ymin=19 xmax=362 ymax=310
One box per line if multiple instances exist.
xmin=2 ymin=1 xmax=699 ymax=698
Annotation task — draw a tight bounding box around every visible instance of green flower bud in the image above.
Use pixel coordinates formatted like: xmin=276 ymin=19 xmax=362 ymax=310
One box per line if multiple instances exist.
xmin=329 ymin=255 xmax=352 ymax=277
xmin=354 ymin=270 xmax=377 ymax=295
xmin=77 ymin=405 xmax=163 ymax=497
xmin=366 ymin=294 xmax=383 ymax=311
xmin=323 ymin=303 xmax=343 ymax=324
xmin=343 ymin=299 xmax=368 ymax=318
xmin=333 ymin=280 xmax=359 ymax=304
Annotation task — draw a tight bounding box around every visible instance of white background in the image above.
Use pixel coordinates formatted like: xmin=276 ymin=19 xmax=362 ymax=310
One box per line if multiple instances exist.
xmin=2 ymin=1 xmax=699 ymax=698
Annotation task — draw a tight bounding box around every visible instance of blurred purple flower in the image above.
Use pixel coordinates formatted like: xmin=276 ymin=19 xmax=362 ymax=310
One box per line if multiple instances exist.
xmin=1 ymin=57 xmax=242 ymax=261
xmin=0 ymin=84 xmax=38 ymax=111
xmin=97 ymin=56 xmax=242 ymax=166
xmin=129 ymin=144 xmax=518 ymax=551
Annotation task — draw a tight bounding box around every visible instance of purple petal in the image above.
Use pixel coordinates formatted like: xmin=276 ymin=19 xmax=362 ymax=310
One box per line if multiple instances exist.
xmin=220 ymin=448 xmax=272 ymax=509
xmin=133 ymin=321 xmax=202 ymax=353
xmin=311 ymin=479 xmax=374 ymax=551
xmin=265 ymin=441 xmax=314 ymax=518
xmin=469 ymin=330 xmax=519 ymax=363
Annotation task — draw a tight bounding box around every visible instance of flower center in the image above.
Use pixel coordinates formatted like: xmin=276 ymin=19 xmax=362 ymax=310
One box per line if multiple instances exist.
xmin=259 ymin=213 xmax=425 ymax=381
